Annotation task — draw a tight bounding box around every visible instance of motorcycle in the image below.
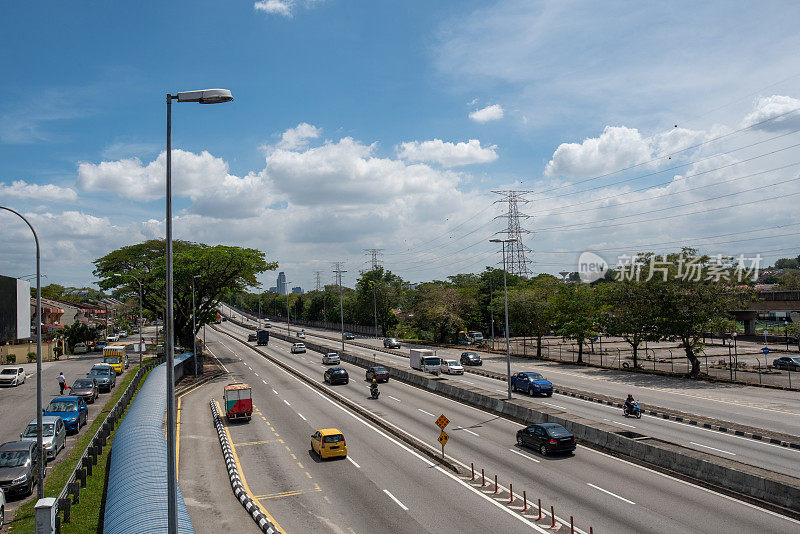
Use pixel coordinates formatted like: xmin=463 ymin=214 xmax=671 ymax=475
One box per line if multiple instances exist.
xmin=370 ymin=386 xmax=380 ymax=399
xmin=623 ymin=402 xmax=641 ymax=419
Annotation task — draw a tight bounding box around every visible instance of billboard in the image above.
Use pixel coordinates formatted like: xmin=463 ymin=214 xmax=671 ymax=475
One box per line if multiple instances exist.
xmin=0 ymin=275 xmax=31 ymax=342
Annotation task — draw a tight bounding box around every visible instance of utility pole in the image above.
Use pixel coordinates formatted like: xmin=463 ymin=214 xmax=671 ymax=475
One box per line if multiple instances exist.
xmin=333 ymin=263 xmax=347 ymax=352
xmin=492 ymin=190 xmax=534 ymax=276
xmin=364 ymin=249 xmax=384 ymax=270
xmin=489 ymin=272 xmax=495 ymax=351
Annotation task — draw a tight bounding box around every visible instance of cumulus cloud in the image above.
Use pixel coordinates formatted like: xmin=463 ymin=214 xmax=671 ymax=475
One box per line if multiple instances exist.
xmin=0 ymin=180 xmax=77 ymax=202
xmin=275 ymin=122 xmax=321 ymax=150
xmin=741 ymin=95 xmax=800 ymax=132
xmin=396 ymin=139 xmax=498 ymax=167
xmin=254 ymin=0 xmax=293 ymax=16
xmin=469 ymin=104 xmax=504 ymax=123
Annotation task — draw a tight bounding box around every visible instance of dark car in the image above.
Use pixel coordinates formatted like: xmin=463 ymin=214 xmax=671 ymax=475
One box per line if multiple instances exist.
xmin=247 ymin=333 xmax=258 ymax=342
xmin=343 ymin=332 xmax=356 ymax=340
xmin=460 ymin=352 xmax=483 ymax=366
xmin=324 ymin=367 xmax=349 ymax=385
xmin=383 ymin=338 xmax=401 ymax=349
xmin=88 ymin=363 xmax=117 ymax=392
xmin=510 ymin=372 xmax=553 ymax=396
xmin=366 ymin=366 xmax=390 ymax=383
xmin=44 ymin=396 xmax=88 ymax=433
xmin=70 ymin=378 xmax=98 ymax=403
xmin=94 ymin=340 xmax=107 ymax=352
xmin=772 ymin=356 xmax=800 ymax=371
xmin=516 ymin=423 xmax=577 ymax=456
xmin=0 ymin=441 xmax=43 ymax=496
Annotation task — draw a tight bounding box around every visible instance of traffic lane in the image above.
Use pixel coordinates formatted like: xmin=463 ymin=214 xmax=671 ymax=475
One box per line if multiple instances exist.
xmin=177 ymin=374 xmax=261 ymax=534
xmin=241 ymin=332 xmax=800 ymax=534
xmin=209 ymin=331 xmax=542 ymax=534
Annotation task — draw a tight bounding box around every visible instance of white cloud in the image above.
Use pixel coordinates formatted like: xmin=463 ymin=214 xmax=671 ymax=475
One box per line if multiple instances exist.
xmin=0 ymin=180 xmax=77 ymax=202
xmin=741 ymin=95 xmax=800 ymax=132
xmin=254 ymin=0 xmax=293 ymax=17
xmin=396 ymin=139 xmax=498 ymax=167
xmin=469 ymin=104 xmax=504 ymax=123
xmin=274 ymin=122 xmax=321 ymax=150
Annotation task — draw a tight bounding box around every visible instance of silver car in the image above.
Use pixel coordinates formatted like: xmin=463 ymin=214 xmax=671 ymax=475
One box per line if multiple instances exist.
xmin=20 ymin=417 xmax=66 ymax=460
xmin=322 ymin=353 xmax=340 ymax=365
xmin=0 ymin=368 xmax=26 ymax=387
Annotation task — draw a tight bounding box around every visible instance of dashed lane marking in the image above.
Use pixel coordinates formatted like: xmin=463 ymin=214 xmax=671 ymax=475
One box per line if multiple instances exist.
xmin=587 ymin=483 xmax=635 ymax=504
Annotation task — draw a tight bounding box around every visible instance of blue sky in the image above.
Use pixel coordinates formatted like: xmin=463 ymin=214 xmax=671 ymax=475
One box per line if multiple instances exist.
xmin=2 ymin=1 xmax=800 ymax=290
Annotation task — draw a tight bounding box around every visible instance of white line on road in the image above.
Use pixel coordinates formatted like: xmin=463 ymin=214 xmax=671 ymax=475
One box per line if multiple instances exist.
xmin=689 ymin=441 xmax=736 ymax=455
xmin=283 ymin=400 xmax=291 ymax=406
xmin=455 ymin=427 xmax=479 ymax=436
xmin=603 ymin=418 xmax=636 ymax=429
xmin=387 ymin=395 xmax=401 ymax=402
xmin=542 ymin=402 xmax=567 ymax=410
xmin=418 ymin=409 xmax=436 ymax=417
xmin=272 ymin=389 xmax=278 ymax=394
xmin=262 ymin=379 xmax=267 ymax=384
xmin=254 ymin=372 xmax=259 ymax=377
xmin=509 ymin=448 xmax=541 ymax=463
xmin=383 ymin=489 xmax=409 ymax=511
xmin=298 ymin=413 xmax=307 ymax=421
xmin=587 ymin=483 xmax=635 ymax=504
xmin=347 ymin=456 xmax=361 ymax=468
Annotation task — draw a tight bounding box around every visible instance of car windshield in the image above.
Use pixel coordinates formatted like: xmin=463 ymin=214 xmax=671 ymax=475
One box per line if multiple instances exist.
xmin=0 ymin=450 xmax=30 ymax=468
xmin=73 ymin=379 xmax=93 ymax=388
xmin=24 ymin=423 xmax=54 ymax=437
xmin=445 ymin=360 xmax=458 ymax=366
xmin=46 ymin=401 xmax=77 ymax=412
xmin=546 ymin=426 xmax=571 ymax=438
xmin=89 ymin=368 xmax=110 ymax=376
xmin=0 ymin=369 xmax=16 ymax=375
xmin=333 ymin=369 xmax=346 ymax=374
xmin=104 ymin=357 xmax=121 ymax=364
xmin=525 ymin=373 xmax=544 ymax=380
xmin=322 ymin=434 xmax=344 ymax=443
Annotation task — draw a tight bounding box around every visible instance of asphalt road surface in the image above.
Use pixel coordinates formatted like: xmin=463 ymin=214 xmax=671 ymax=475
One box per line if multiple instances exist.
xmin=209 ymin=323 xmax=799 ymax=533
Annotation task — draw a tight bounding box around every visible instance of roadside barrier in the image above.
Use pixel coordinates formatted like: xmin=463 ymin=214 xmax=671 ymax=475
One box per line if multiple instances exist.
xmin=210 ymin=400 xmax=279 ymax=534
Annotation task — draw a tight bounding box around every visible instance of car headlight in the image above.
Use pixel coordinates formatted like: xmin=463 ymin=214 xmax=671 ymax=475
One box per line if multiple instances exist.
xmin=13 ymin=474 xmax=27 ymax=484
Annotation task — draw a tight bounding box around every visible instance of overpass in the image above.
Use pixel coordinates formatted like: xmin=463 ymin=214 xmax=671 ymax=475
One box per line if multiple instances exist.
xmin=733 ymin=290 xmax=800 ymax=335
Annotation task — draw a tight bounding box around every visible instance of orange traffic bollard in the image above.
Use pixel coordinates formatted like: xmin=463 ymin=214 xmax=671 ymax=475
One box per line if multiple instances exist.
xmin=494 ymin=474 xmax=498 ymax=494
xmin=538 ymin=499 xmax=542 ymax=520
xmin=509 ymin=483 xmax=514 ymax=503
xmin=481 ymin=468 xmax=485 ymax=486
xmin=523 ymin=490 xmax=528 ymax=511
xmin=551 ymin=506 xmax=555 ymax=528
xmin=471 ymin=462 xmax=475 ymax=480
xmin=590 ymin=527 xmax=593 ymax=534
xmin=570 ymin=516 xmax=574 ymax=534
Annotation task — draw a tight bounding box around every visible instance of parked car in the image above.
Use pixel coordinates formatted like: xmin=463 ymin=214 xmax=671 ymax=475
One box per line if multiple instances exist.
xmin=516 ymin=423 xmax=577 ymax=456
xmin=297 ymin=331 xmax=306 ymax=339
xmin=772 ymin=356 xmax=800 ymax=371
xmin=44 ymin=396 xmax=88 ymax=433
xmin=118 ymin=330 xmax=128 ymax=339
xmin=322 ymin=353 xmax=340 ymax=365
xmin=291 ymin=343 xmax=306 ymax=354
xmin=310 ymin=428 xmax=347 ymax=460
xmin=510 ymin=372 xmax=553 ymax=396
xmin=87 ymin=363 xmax=116 ymax=392
xmin=365 ymin=365 xmax=389 ymax=383
xmin=383 ymin=338 xmax=401 ymax=349
xmin=0 ymin=367 xmax=26 ymax=387
xmin=106 ymin=333 xmax=119 ymax=342
xmin=73 ymin=342 xmax=88 ymax=354
xmin=343 ymin=332 xmax=356 ymax=340
xmin=94 ymin=340 xmax=107 ymax=352
xmin=20 ymin=416 xmax=66 ymax=459
xmin=0 ymin=441 xmax=43 ymax=496
xmin=441 ymin=359 xmax=464 ymax=375
xmin=324 ymin=367 xmax=349 ymax=385
xmin=70 ymin=377 xmax=99 ymax=403
xmin=460 ymin=352 xmax=483 ymax=366
xmin=247 ymin=333 xmax=257 ymax=342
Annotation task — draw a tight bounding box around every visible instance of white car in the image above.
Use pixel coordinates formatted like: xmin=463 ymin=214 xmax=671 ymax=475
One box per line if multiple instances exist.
xmin=441 ymin=359 xmax=464 ymax=375
xmin=118 ymin=330 xmax=128 ymax=338
xmin=291 ymin=343 xmax=306 ymax=354
xmin=73 ymin=342 xmax=88 ymax=354
xmin=107 ymin=333 xmax=120 ymax=342
xmin=322 ymin=353 xmax=340 ymax=365
xmin=0 ymin=367 xmax=26 ymax=386
xmin=296 ymin=331 xmax=306 ymax=339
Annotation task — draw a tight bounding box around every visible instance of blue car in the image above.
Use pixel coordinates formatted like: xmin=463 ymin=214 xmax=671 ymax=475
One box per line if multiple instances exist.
xmin=510 ymin=372 xmax=553 ymax=396
xmin=43 ymin=396 xmax=88 ymax=433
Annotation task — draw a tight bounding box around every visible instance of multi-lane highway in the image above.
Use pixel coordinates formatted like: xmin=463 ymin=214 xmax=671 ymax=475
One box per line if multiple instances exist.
xmin=200 ymin=321 xmax=799 ymax=533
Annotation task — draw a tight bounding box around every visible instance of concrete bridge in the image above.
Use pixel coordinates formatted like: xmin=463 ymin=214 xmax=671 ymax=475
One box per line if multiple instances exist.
xmin=733 ymin=290 xmax=800 ymax=335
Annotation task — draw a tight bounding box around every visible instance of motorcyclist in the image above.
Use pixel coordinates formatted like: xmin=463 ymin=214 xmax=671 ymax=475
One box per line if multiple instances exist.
xmin=624 ymin=394 xmax=636 ymax=415
xmin=370 ymin=378 xmax=379 ymax=396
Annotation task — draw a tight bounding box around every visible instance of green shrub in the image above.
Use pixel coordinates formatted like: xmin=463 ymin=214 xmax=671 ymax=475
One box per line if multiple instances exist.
xmin=6 ymin=354 xmax=16 ymax=364
xmin=27 ymin=351 xmax=37 ymax=363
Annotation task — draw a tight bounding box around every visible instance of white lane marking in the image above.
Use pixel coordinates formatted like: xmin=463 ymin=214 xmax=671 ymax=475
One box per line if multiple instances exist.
xmin=603 ymin=418 xmax=636 ymax=429
xmin=283 ymin=400 xmax=291 ymax=406
xmin=383 ymin=489 xmax=408 ymax=511
xmin=254 ymin=372 xmax=259 ymax=377
xmin=509 ymin=448 xmax=540 ymax=463
xmin=298 ymin=413 xmax=307 ymax=421
xmin=347 ymin=456 xmax=361 ymax=468
xmin=387 ymin=395 xmax=401 ymax=402
xmin=272 ymin=389 xmax=278 ymax=394
xmin=689 ymin=441 xmax=736 ymax=456
xmin=262 ymin=379 xmax=267 ymax=385
xmin=454 ymin=427 xmax=479 ymax=436
xmin=203 ymin=346 xmax=230 ymax=374
xmin=587 ymin=483 xmax=636 ymax=504
xmin=542 ymin=402 xmax=567 ymax=410
xmin=418 ymin=409 xmax=436 ymax=417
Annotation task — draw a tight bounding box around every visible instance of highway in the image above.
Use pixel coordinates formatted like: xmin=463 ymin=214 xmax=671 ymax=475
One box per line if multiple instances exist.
xmin=222 ymin=314 xmax=800 ymax=477
xmin=208 ymin=321 xmax=799 ymax=533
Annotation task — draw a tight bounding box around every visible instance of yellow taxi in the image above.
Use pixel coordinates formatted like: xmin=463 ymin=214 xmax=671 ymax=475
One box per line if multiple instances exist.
xmin=311 ymin=428 xmax=347 ymax=459
xmin=102 ymin=346 xmax=127 ymax=375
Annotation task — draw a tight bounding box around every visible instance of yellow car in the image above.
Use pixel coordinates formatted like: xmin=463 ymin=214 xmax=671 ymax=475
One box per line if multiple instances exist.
xmin=311 ymin=428 xmax=347 ymax=459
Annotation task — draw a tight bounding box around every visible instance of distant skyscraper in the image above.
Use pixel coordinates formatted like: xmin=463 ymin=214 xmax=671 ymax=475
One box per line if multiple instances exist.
xmin=268 ymin=286 xmax=277 ymax=293
xmin=291 ymin=286 xmax=303 ymax=294
xmin=277 ymin=272 xmax=287 ymax=295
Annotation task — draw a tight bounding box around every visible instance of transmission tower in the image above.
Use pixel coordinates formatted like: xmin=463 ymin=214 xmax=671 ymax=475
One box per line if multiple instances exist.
xmin=313 ymin=271 xmax=323 ymax=291
xmin=492 ymin=189 xmax=533 ymax=276
xmin=364 ymin=248 xmax=384 ymax=270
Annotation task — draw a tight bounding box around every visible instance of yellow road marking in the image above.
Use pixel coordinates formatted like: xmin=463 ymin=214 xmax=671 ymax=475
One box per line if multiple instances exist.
xmin=253 ymin=487 xmax=322 ymax=500
xmin=235 ymin=440 xmax=275 ymax=446
xmin=305 ymin=472 xmax=312 ymax=479
xmin=297 ymin=462 xmax=304 ymax=469
xmin=215 ymin=400 xmax=287 ymax=534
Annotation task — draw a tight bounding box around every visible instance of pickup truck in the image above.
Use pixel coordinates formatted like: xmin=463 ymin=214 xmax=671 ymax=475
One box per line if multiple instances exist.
xmin=510 ymin=372 xmax=553 ymax=396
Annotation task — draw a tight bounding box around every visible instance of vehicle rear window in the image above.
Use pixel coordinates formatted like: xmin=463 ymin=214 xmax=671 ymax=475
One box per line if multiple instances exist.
xmin=104 ymin=357 xmax=121 ymax=364
xmin=333 ymin=369 xmax=347 ymax=374
xmin=322 ymin=434 xmax=344 ymax=443
xmin=546 ymin=426 xmax=571 ymax=438
xmin=373 ymin=367 xmax=387 ymax=373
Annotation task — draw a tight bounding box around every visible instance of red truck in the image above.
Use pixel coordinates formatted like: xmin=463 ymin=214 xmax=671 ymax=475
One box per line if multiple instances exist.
xmin=223 ymin=383 xmax=252 ymax=422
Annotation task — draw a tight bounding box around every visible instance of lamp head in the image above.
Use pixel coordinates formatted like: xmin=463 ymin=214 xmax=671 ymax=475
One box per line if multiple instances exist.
xmin=176 ymin=88 xmax=234 ymax=104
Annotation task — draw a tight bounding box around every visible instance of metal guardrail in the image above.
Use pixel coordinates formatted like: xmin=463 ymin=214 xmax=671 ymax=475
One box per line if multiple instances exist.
xmin=54 ymin=356 xmax=164 ymax=530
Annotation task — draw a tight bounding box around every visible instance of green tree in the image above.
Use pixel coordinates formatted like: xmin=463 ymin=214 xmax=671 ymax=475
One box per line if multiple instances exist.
xmin=61 ymin=322 xmax=98 ymax=352
xmin=410 ymin=282 xmax=465 ymax=342
xmin=778 ymin=269 xmax=800 ymax=289
xmin=774 ymin=258 xmax=800 ymax=269
xmin=502 ymin=274 xmax=559 ymax=357
xmin=94 ymin=239 xmax=276 ymax=347
xmin=353 ymin=268 xmax=406 ymax=335
xmin=553 ymin=283 xmax=598 ymax=363
xmin=600 ymin=279 xmax=659 ymax=368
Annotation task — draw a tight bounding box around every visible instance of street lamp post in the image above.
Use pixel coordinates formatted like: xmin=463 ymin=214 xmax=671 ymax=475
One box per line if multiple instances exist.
xmin=334 ymin=267 xmax=347 ymax=353
xmin=165 ymin=88 xmax=232 ymax=534
xmin=0 ymin=206 xmax=44 ymax=498
xmin=192 ymin=274 xmax=200 ymax=376
xmin=490 ymin=238 xmax=514 ymax=400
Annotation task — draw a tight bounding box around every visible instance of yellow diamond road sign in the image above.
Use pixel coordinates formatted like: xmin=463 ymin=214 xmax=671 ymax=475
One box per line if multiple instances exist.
xmin=435 ymin=414 xmax=450 ymax=431
xmin=438 ymin=431 xmax=449 ymax=446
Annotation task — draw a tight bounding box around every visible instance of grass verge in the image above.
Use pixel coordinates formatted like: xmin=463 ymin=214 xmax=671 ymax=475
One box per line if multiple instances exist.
xmin=10 ymin=365 xmax=151 ymax=533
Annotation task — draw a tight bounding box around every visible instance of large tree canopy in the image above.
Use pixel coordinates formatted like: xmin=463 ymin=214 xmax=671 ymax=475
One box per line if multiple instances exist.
xmin=93 ymin=239 xmax=276 ymax=346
